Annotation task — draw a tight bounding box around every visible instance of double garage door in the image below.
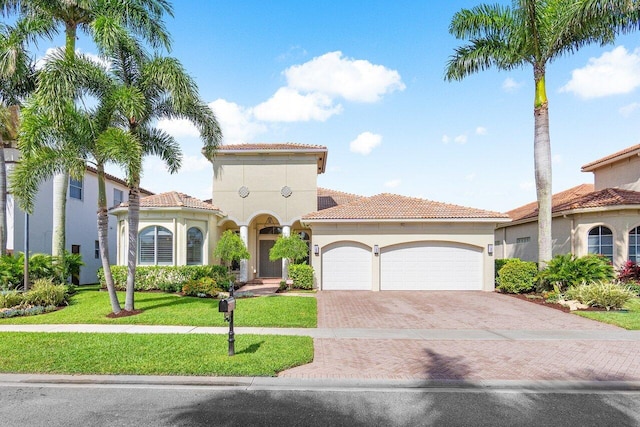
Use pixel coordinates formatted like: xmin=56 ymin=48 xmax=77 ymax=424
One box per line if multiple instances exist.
xmin=322 ymin=241 xmax=482 ymax=291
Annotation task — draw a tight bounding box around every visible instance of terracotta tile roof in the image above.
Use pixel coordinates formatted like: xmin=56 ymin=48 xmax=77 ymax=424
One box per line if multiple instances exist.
xmin=219 ymin=143 xmax=327 ymax=151
xmin=304 ymin=193 xmax=509 ymax=220
xmin=581 ymin=144 xmax=640 ymax=171
xmin=506 ymin=184 xmax=640 ymax=222
xmin=119 ymin=191 xmax=219 ymax=211
xmin=506 ymin=184 xmax=594 ymax=221
xmin=317 ymin=187 xmax=363 ymax=210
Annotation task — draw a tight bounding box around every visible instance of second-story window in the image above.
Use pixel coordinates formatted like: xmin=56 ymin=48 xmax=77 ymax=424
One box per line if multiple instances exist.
xmin=113 ymin=189 xmax=124 ymax=207
xmin=70 ymin=178 xmax=83 ymax=200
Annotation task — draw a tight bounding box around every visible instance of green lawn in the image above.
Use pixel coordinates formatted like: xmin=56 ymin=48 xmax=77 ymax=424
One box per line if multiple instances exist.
xmin=0 ymin=332 xmax=313 ymax=376
xmin=575 ymin=298 xmax=640 ymax=330
xmin=0 ymin=286 xmax=317 ymax=328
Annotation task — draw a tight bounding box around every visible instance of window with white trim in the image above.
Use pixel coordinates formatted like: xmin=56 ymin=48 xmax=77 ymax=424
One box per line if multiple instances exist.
xmin=629 ymin=226 xmax=640 ymax=262
xmin=69 ymin=178 xmax=83 ymax=200
xmin=113 ymin=189 xmax=124 ymax=207
xmin=186 ymin=227 xmax=203 ymax=265
xmin=588 ymin=226 xmax=613 ymax=262
xmin=139 ymin=226 xmax=173 ymax=265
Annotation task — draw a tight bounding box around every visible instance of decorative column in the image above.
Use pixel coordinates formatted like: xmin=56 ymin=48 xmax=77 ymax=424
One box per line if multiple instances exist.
xmin=239 ymin=225 xmax=249 ymax=282
xmin=282 ymin=225 xmax=291 ymax=279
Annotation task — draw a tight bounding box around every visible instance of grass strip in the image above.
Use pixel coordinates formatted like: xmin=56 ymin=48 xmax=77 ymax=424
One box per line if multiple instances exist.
xmin=0 ymin=287 xmax=317 ymax=328
xmin=574 ymin=298 xmax=640 ymax=330
xmin=0 ymin=332 xmax=313 ymax=376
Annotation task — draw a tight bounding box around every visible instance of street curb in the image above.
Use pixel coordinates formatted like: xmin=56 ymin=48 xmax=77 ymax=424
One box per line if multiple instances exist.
xmin=1 ymin=374 xmax=639 ymax=392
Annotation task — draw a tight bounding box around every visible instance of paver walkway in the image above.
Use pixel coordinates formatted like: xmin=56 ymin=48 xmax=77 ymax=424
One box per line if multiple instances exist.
xmin=279 ymin=291 xmax=640 ymax=381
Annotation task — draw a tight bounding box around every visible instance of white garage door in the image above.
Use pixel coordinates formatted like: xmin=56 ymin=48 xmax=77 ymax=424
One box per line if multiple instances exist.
xmin=322 ymin=242 xmax=372 ymax=290
xmin=381 ymin=242 xmax=482 ymax=290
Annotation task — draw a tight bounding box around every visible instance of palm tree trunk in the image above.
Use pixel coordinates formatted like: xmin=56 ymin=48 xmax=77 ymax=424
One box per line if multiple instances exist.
xmin=0 ymin=137 xmax=6 ymax=256
xmin=533 ymin=66 xmax=553 ymax=269
xmin=52 ymin=172 xmax=67 ymax=258
xmin=96 ymin=163 xmax=121 ymax=314
xmin=125 ymin=180 xmax=140 ymax=311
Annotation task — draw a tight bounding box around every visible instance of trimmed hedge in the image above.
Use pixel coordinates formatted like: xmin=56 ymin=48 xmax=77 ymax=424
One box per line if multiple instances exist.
xmin=98 ymin=265 xmax=234 ymax=292
xmin=288 ymin=264 xmax=314 ymax=290
xmin=496 ymin=259 xmax=538 ymax=294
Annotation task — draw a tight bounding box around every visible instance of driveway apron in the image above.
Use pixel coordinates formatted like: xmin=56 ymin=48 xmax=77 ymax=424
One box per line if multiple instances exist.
xmin=279 ymin=291 xmax=640 ymax=381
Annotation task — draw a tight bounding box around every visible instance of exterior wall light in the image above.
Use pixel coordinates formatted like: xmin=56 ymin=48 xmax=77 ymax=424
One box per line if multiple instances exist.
xmin=313 ymin=244 xmax=320 ymax=256
xmin=373 ymin=245 xmax=380 ymax=256
xmin=487 ymin=244 xmax=494 ymax=256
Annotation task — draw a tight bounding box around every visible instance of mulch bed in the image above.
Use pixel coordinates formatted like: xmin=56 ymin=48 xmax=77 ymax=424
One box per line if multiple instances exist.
xmin=502 ymin=293 xmax=609 ymax=313
xmin=106 ymin=309 xmax=143 ymax=318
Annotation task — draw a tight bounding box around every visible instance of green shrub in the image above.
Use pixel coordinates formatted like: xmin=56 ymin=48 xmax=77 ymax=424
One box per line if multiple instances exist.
xmin=495 ymin=258 xmax=517 ymax=278
xmin=0 ymin=290 xmax=24 ymax=308
xmin=496 ymin=259 xmax=538 ymax=293
xmin=542 ymin=284 xmax=562 ymax=303
xmin=565 ymin=282 xmax=635 ymax=311
xmin=537 ymin=254 xmax=614 ymax=291
xmin=98 ymin=265 xmax=234 ymax=292
xmin=22 ymin=278 xmax=68 ymax=307
xmin=182 ymin=277 xmax=221 ymax=297
xmin=288 ymin=264 xmax=314 ymax=290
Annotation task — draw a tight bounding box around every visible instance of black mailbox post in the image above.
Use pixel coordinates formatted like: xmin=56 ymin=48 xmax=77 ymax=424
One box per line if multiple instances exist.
xmin=218 ymin=281 xmax=236 ymax=356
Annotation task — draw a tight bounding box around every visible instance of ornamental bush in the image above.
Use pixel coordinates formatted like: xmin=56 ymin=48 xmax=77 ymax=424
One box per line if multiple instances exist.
xmin=0 ymin=290 xmax=23 ymax=308
xmin=98 ymin=265 xmax=233 ymax=292
xmin=182 ymin=277 xmax=221 ymax=297
xmin=288 ymin=264 xmax=314 ymax=290
xmin=564 ymin=282 xmax=635 ymax=311
xmin=496 ymin=259 xmax=538 ymax=293
xmin=537 ymin=254 xmax=615 ymax=291
xmin=22 ymin=278 xmax=68 ymax=307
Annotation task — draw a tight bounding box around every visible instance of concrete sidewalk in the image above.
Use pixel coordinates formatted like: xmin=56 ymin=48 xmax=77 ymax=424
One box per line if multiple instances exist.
xmin=1 ymin=324 xmax=639 ymax=341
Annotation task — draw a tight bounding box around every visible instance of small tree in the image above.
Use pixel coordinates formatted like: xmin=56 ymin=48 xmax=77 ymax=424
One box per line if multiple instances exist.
xmin=269 ymin=234 xmax=309 ymax=278
xmin=214 ymin=230 xmax=250 ymax=279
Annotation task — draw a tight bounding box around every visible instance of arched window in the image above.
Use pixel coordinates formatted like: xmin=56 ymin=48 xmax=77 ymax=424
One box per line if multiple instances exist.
xmin=588 ymin=226 xmax=613 ymax=262
xmin=259 ymin=226 xmax=282 ymax=235
xmin=187 ymin=227 xmax=204 ymax=265
xmin=139 ymin=226 xmax=173 ymax=265
xmin=629 ymin=227 xmax=640 ymax=263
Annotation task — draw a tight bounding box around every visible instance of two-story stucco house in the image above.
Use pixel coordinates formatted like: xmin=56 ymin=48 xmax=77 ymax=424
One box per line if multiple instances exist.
xmin=496 ymin=144 xmax=640 ymax=267
xmin=5 ymin=145 xmax=152 ymax=284
xmin=112 ymin=143 xmax=510 ymax=291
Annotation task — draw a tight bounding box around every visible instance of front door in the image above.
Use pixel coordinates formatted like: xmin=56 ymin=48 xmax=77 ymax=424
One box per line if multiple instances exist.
xmin=259 ymin=240 xmax=282 ymax=277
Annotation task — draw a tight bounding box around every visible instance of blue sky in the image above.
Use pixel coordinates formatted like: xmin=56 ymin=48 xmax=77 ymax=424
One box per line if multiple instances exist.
xmin=76 ymin=1 xmax=640 ymax=212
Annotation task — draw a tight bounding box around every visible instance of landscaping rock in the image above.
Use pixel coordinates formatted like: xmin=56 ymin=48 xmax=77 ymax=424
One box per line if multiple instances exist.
xmin=559 ymin=299 xmax=589 ymax=311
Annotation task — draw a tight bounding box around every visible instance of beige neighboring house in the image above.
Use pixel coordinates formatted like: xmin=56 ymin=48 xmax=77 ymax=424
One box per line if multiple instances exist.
xmin=496 ymin=144 xmax=640 ymax=268
xmin=112 ymin=143 xmax=509 ymax=291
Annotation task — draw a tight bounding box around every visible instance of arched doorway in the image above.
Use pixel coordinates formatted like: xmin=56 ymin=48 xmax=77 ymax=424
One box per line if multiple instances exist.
xmin=258 ymin=225 xmax=282 ymax=277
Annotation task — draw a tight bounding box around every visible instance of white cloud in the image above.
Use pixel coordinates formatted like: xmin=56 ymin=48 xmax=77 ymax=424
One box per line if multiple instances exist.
xmin=442 ymin=134 xmax=450 ymax=144
xmin=37 ymin=47 xmax=110 ymax=70
xmin=384 ymin=178 xmax=401 ymax=188
xmin=475 ymin=126 xmax=487 ymax=135
xmin=284 ymin=51 xmax=405 ymax=103
xmin=465 ymin=173 xmax=476 ymax=181
xmin=560 ymin=46 xmax=640 ymax=99
xmin=454 ymin=134 xmax=468 ymax=144
xmin=253 ymin=87 xmax=343 ymax=122
xmin=620 ymin=102 xmax=640 ymax=118
xmin=349 ymin=131 xmax=382 ymax=155
xmin=182 ymin=154 xmax=211 ymax=171
xmin=502 ymin=77 xmax=522 ymax=92
xmin=552 ymin=154 xmax=563 ymax=165
xmin=157 ymin=118 xmax=200 ymax=138
xmin=209 ymin=99 xmax=266 ymax=144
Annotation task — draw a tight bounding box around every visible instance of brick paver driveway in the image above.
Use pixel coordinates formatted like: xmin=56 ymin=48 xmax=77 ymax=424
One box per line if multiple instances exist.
xmin=280 ymin=291 xmax=640 ymax=381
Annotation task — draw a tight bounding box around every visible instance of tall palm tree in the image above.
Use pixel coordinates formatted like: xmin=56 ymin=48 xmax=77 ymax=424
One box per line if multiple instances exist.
xmin=445 ymin=0 xmax=617 ymax=268
xmin=11 ymin=53 xmax=143 ymax=314
xmin=106 ymin=42 xmax=221 ymax=311
xmin=0 ymin=21 xmax=39 ymax=256
xmin=1 ymin=0 xmax=173 ymax=259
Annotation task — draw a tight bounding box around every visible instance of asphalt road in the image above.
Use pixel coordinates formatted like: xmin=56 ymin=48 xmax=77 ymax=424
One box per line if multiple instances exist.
xmin=1 ymin=383 xmax=639 ymax=426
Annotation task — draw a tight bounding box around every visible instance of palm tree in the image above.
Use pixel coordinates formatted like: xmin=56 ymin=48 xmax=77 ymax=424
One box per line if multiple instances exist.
xmin=1 ymin=0 xmax=173 ymax=259
xmin=445 ymin=0 xmax=617 ymax=268
xmin=0 ymin=21 xmax=39 ymax=256
xmin=105 ymin=42 xmax=221 ymax=311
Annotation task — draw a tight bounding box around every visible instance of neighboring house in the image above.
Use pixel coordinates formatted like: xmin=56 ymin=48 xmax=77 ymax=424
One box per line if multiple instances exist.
xmin=112 ymin=143 xmax=509 ymax=291
xmin=4 ymin=146 xmax=152 ymax=284
xmin=496 ymin=144 xmax=640 ymax=268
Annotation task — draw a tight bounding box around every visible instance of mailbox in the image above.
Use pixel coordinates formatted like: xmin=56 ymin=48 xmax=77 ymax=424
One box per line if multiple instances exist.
xmin=218 ymin=297 xmax=236 ymax=313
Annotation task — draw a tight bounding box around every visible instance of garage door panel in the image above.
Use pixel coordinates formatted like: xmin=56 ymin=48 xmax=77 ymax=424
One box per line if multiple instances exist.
xmin=381 ymin=242 xmax=482 ymax=291
xmin=322 ymin=243 xmax=371 ymax=290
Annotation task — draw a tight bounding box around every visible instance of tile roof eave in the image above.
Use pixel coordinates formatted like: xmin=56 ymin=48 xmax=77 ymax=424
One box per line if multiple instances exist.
xmin=109 ymin=205 xmax=222 ymax=215
xmin=581 ymin=144 xmax=640 ymax=171
xmin=303 ymin=217 xmax=511 ymax=223
xmin=497 ymin=203 xmax=640 ymax=228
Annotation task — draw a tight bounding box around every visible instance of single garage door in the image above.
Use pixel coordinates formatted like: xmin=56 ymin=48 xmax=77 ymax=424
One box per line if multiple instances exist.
xmin=322 ymin=242 xmax=372 ymax=290
xmin=380 ymin=242 xmax=482 ymax=290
